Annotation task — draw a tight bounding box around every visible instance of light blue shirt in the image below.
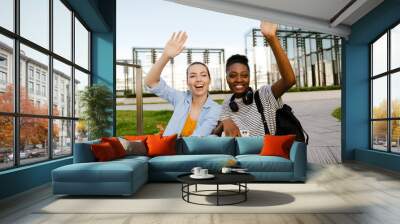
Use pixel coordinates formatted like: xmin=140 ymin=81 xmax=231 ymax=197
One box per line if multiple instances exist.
xmin=147 ymin=78 xmax=221 ymax=136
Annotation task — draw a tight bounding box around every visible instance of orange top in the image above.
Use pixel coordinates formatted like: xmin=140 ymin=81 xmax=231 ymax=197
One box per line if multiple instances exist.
xmin=181 ymin=115 xmax=198 ymax=137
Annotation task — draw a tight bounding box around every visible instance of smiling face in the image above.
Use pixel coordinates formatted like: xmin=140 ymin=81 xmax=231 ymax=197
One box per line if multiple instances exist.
xmin=226 ymin=63 xmax=250 ymax=97
xmin=186 ymin=63 xmax=210 ymax=97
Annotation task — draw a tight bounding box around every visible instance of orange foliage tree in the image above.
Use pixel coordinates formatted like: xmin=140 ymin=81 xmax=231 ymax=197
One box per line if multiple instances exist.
xmin=372 ymin=99 xmax=400 ymax=142
xmin=0 ymin=84 xmax=59 ymax=150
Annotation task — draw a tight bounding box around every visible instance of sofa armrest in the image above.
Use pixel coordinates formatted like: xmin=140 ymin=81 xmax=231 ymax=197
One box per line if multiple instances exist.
xmin=73 ymin=140 xmax=100 ymax=163
xmin=289 ymin=141 xmax=307 ymax=181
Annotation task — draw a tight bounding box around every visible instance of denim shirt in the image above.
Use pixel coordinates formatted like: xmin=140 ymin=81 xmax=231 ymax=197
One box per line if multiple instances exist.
xmin=147 ymin=78 xmax=221 ymax=136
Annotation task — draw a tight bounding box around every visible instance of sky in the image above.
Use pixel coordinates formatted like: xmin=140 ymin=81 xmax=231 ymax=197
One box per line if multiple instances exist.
xmin=116 ymin=0 xmax=260 ymax=60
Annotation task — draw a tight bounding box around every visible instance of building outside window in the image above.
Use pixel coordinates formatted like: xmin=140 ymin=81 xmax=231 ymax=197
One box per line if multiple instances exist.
xmin=41 ymin=73 xmax=46 ymax=83
xmin=28 ymin=81 xmax=34 ymax=94
xmin=0 ymin=54 xmax=7 ymax=89
xmin=42 ymin=85 xmax=46 ymax=97
xmin=0 ymin=54 xmax=7 ymax=67
xmin=0 ymin=71 xmax=7 ymax=90
xmin=36 ymin=83 xmax=40 ymax=95
xmin=0 ymin=0 xmax=91 ymax=170
xmin=371 ymin=23 xmax=400 ymax=154
xmin=28 ymin=66 xmax=34 ymax=80
xmin=35 ymin=70 xmax=40 ymax=81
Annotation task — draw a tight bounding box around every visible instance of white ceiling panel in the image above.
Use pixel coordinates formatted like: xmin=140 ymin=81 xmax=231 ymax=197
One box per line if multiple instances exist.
xmin=166 ymin=0 xmax=384 ymax=38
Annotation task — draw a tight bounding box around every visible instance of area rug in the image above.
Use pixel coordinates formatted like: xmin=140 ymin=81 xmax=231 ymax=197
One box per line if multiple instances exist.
xmin=37 ymin=183 xmax=361 ymax=214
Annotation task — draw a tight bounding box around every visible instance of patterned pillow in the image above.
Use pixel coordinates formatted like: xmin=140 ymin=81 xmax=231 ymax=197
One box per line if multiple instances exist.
xmin=118 ymin=137 xmax=147 ymax=156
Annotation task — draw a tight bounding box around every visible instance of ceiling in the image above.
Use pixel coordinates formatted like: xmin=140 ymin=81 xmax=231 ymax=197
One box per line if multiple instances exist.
xmin=167 ymin=0 xmax=384 ymax=37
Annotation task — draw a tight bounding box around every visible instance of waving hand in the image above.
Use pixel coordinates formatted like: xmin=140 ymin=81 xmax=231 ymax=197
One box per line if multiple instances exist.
xmin=163 ymin=31 xmax=188 ymax=59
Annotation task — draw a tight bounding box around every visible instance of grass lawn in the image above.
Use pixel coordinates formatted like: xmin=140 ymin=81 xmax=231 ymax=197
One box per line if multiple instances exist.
xmin=117 ymin=110 xmax=173 ymax=136
xmin=331 ymin=107 xmax=341 ymax=121
xmin=214 ymin=99 xmax=224 ymax=104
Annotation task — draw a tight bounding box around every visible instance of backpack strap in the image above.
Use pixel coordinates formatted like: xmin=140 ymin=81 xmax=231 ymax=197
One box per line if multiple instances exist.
xmin=254 ymin=90 xmax=269 ymax=134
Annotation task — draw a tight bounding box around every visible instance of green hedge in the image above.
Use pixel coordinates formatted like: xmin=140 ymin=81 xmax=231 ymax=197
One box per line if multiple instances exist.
xmin=331 ymin=107 xmax=341 ymax=121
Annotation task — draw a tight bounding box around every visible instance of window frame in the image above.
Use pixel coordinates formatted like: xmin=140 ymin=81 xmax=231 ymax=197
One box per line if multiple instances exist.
xmin=370 ymin=20 xmax=400 ymax=154
xmin=0 ymin=0 xmax=92 ymax=171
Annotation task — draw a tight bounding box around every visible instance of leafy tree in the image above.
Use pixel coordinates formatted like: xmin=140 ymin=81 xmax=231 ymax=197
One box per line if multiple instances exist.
xmin=79 ymin=84 xmax=113 ymax=140
xmin=372 ymin=99 xmax=400 ymax=142
xmin=0 ymin=85 xmax=59 ymax=150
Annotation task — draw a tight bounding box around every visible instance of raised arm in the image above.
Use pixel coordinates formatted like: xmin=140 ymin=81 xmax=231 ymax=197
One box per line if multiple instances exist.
xmin=261 ymin=21 xmax=296 ymax=99
xmin=144 ymin=31 xmax=188 ymax=88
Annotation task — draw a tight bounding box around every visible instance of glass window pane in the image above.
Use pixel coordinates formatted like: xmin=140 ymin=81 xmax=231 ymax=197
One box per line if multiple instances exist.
xmin=372 ymin=33 xmax=387 ymax=76
xmin=75 ymin=18 xmax=89 ymax=70
xmin=391 ymin=24 xmax=400 ymax=70
xmin=0 ymin=116 xmax=14 ymax=170
xmin=74 ymin=69 xmax=89 ymax=118
xmin=20 ymin=117 xmax=49 ymax=165
xmin=20 ymin=0 xmax=49 ymax=49
xmin=53 ymin=119 xmax=72 ymax=158
xmin=20 ymin=44 xmax=49 ymax=115
xmin=372 ymin=121 xmax=388 ymax=151
xmin=75 ymin=120 xmax=88 ymax=143
xmin=372 ymin=76 xmax=387 ymax=119
xmin=53 ymin=0 xmax=72 ymax=60
xmin=0 ymin=0 xmax=14 ymax=31
xmin=53 ymin=59 xmax=72 ymax=117
xmin=391 ymin=120 xmax=400 ymax=153
xmin=391 ymin=72 xmax=400 ymax=118
xmin=0 ymin=34 xmax=14 ymax=112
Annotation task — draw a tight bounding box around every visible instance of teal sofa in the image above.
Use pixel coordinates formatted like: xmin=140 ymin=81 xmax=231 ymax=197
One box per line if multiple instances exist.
xmin=52 ymin=136 xmax=307 ymax=196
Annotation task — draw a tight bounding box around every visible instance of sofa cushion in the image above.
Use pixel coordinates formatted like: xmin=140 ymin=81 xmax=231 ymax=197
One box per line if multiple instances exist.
xmin=260 ymin=135 xmax=296 ymax=159
xmin=52 ymin=158 xmax=147 ymax=183
xmin=101 ymin=137 xmax=127 ymax=158
xmin=91 ymin=142 xmax=118 ymax=161
xmin=148 ymin=154 xmax=235 ymax=172
xmin=118 ymin=137 xmax=147 ymax=156
xmin=179 ymin=137 xmax=235 ymax=155
xmin=236 ymin=155 xmax=293 ymax=172
xmin=124 ymin=135 xmax=148 ymax=142
xmin=147 ymin=134 xmax=177 ymax=157
xmin=235 ymin=136 xmax=264 ymax=155
xmin=115 ymin=155 xmax=150 ymax=164
xmin=73 ymin=139 xmax=100 ymax=163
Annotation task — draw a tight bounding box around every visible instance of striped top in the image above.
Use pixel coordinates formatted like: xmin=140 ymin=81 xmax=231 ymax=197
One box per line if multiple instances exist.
xmin=219 ymin=85 xmax=282 ymax=136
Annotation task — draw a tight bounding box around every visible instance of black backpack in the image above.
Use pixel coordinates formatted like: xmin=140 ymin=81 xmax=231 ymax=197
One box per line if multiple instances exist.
xmin=254 ymin=91 xmax=309 ymax=144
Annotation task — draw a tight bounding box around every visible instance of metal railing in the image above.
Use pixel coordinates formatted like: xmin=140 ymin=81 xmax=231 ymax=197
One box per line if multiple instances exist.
xmin=116 ymin=61 xmax=143 ymax=135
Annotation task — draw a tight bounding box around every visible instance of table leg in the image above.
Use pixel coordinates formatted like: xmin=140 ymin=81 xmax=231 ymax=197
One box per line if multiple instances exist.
xmin=195 ymin=184 xmax=197 ymax=192
xmin=181 ymin=184 xmax=183 ymax=199
xmin=217 ymin=184 xmax=219 ymax=206
xmin=245 ymin=183 xmax=247 ymax=201
xmin=187 ymin=184 xmax=190 ymax=202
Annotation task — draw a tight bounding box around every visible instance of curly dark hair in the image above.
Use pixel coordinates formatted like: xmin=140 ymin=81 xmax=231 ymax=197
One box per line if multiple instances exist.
xmin=226 ymin=54 xmax=250 ymax=73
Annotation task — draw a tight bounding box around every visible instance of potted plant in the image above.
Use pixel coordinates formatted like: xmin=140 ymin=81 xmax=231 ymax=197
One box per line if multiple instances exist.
xmin=79 ymin=84 xmax=113 ymax=140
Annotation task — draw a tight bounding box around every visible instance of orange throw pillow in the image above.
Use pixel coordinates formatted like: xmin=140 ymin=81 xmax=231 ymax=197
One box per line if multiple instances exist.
xmin=124 ymin=135 xmax=148 ymax=143
xmin=101 ymin=137 xmax=127 ymax=158
xmin=91 ymin=142 xmax=117 ymax=161
xmin=260 ymin=135 xmax=296 ymax=159
xmin=146 ymin=134 xmax=177 ymax=157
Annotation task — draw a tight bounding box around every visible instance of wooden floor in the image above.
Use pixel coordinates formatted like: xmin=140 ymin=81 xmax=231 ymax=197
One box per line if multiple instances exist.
xmin=0 ymin=163 xmax=400 ymax=224
xmin=1 ymin=162 xmax=400 ymax=224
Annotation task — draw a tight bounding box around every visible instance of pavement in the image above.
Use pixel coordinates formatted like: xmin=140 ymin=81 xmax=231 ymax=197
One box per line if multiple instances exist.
xmin=117 ymin=90 xmax=342 ymax=164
